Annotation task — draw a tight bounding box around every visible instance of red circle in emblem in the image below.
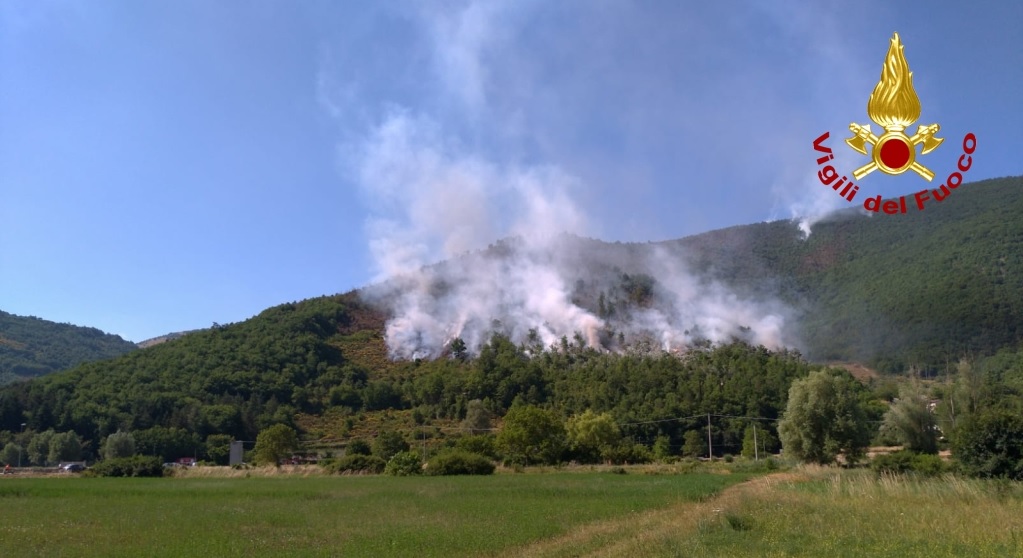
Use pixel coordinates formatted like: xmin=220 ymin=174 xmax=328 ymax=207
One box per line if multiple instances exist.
xmin=878 ymin=137 xmax=911 ymax=170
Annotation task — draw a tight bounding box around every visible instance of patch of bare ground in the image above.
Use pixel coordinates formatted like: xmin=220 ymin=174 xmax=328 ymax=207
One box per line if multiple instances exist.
xmin=504 ymin=471 xmax=805 ymax=558
xmin=828 ymin=362 xmax=879 ymax=383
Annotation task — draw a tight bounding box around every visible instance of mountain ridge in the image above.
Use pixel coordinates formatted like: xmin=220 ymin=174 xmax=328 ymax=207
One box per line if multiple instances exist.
xmin=0 ymin=311 xmax=137 ymax=385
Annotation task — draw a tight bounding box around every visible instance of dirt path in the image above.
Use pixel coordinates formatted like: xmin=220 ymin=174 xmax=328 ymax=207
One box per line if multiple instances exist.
xmin=503 ymin=472 xmax=803 ymax=558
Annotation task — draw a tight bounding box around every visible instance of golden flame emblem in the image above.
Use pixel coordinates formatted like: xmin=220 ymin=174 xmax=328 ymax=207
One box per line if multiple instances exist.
xmin=846 ymin=33 xmax=943 ymax=180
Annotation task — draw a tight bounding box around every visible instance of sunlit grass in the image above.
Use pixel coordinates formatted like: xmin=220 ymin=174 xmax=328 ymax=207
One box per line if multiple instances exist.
xmin=0 ymin=470 xmax=747 ymax=557
xmin=598 ymin=467 xmax=1023 ymax=558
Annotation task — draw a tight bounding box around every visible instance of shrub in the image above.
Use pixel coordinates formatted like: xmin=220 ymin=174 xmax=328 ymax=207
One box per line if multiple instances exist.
xmin=373 ymin=431 xmax=410 ymax=461
xmin=602 ymin=441 xmax=653 ymax=465
xmin=86 ymin=455 xmax=164 ymax=478
xmin=871 ymin=451 xmax=915 ymax=475
xmin=455 ymin=435 xmax=498 ymax=459
xmin=871 ymin=450 xmax=946 ymax=477
xmin=425 ymin=450 xmax=495 ymax=476
xmin=385 ymin=451 xmax=423 ymax=476
xmin=324 ymin=454 xmax=385 ymax=475
xmin=346 ymin=439 xmax=372 ymax=456
xmin=911 ymin=453 xmax=947 ymax=477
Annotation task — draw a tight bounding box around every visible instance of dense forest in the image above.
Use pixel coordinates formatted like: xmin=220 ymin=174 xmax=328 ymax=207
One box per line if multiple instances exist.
xmin=0 ymin=293 xmax=820 ymax=460
xmin=0 ymin=311 xmax=137 ymax=385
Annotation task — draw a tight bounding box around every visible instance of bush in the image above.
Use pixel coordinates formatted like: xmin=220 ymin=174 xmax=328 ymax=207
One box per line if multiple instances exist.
xmin=346 ymin=439 xmax=372 ymax=456
xmin=455 ymin=435 xmax=498 ymax=459
xmin=385 ymin=451 xmax=423 ymax=476
xmin=602 ymin=441 xmax=653 ymax=465
xmin=871 ymin=451 xmax=915 ymax=474
xmin=86 ymin=455 xmax=164 ymax=478
xmin=911 ymin=453 xmax=947 ymax=476
xmin=373 ymin=431 xmax=410 ymax=461
xmin=425 ymin=450 xmax=495 ymax=476
xmin=871 ymin=450 xmax=947 ymax=477
xmin=324 ymin=454 xmax=386 ymax=475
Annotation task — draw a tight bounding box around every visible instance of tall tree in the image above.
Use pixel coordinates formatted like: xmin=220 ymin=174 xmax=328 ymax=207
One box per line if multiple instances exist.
xmin=253 ymin=424 xmax=299 ymax=466
xmin=497 ymin=405 xmax=566 ymax=465
xmin=103 ymin=431 xmax=136 ymax=460
xmin=778 ymin=369 xmax=871 ymax=465
xmin=880 ymin=387 xmax=939 ymax=454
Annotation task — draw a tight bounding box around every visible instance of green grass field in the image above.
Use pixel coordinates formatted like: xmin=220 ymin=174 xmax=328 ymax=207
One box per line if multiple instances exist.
xmin=4 ymin=467 xmax=1021 ymax=557
xmin=0 ymin=470 xmax=748 ymax=557
xmin=542 ymin=468 xmax=1023 ymax=558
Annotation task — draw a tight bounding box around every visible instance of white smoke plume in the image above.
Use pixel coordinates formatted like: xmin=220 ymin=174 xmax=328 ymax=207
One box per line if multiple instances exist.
xmin=351 ymin=110 xmax=795 ymax=359
xmin=352 ymin=110 xmax=603 ymax=359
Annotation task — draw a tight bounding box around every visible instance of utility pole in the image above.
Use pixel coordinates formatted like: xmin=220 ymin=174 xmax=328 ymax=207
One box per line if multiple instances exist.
xmin=18 ymin=423 xmax=26 ymax=468
xmin=707 ymin=413 xmax=712 ymax=461
xmin=753 ymin=423 xmax=759 ymax=461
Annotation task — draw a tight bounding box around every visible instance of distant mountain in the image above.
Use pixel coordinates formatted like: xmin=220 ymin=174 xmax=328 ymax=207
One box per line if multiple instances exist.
xmin=0 ymin=311 xmax=137 ymax=384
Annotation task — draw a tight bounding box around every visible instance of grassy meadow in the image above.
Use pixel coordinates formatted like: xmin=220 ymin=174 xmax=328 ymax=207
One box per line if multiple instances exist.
xmin=0 ymin=468 xmax=747 ymax=557
xmin=2 ymin=465 xmax=1022 ymax=557
xmin=525 ymin=468 xmax=1023 ymax=558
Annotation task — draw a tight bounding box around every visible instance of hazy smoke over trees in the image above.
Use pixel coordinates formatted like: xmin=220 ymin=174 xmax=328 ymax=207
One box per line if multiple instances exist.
xmin=351 ymin=111 xmax=793 ymax=360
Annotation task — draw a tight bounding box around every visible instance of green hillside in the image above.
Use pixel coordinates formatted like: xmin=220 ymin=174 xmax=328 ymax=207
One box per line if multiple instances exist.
xmin=0 ymin=294 xmax=814 ymax=460
xmin=1 ymin=175 xmax=1021 ymax=459
xmin=669 ymin=175 xmax=1023 ymax=372
xmin=0 ymin=311 xmax=137 ymax=385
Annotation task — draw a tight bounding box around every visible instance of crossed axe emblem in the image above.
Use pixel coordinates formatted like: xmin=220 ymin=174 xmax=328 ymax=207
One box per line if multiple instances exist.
xmin=845 ymin=123 xmax=943 ymax=181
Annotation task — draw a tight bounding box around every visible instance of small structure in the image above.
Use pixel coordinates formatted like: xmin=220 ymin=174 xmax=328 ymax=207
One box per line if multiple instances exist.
xmin=229 ymin=440 xmax=244 ymax=466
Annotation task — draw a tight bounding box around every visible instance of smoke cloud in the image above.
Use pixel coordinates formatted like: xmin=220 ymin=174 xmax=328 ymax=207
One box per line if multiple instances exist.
xmin=340 ymin=2 xmax=800 ymax=360
xmin=351 ymin=110 xmax=795 ymax=359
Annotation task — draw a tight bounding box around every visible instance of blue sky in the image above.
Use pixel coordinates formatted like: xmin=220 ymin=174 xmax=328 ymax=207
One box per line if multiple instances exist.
xmin=1 ymin=1 xmax=1020 ymax=342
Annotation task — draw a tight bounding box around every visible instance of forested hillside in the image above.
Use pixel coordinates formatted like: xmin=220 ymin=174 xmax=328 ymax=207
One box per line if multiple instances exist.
xmin=2 ymin=175 xmax=1021 ymax=463
xmin=0 ymin=311 xmax=137 ymax=385
xmin=0 ymin=293 xmax=816 ymax=460
xmin=670 ymin=175 xmax=1023 ymax=372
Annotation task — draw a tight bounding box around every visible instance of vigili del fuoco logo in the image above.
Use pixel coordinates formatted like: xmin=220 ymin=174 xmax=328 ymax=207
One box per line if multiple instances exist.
xmin=812 ymin=32 xmax=976 ymax=214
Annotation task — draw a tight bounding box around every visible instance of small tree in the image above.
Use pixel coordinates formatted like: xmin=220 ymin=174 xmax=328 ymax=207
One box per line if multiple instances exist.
xmin=450 ymin=337 xmax=468 ymax=361
xmin=48 ymin=431 xmax=82 ymax=463
xmin=1 ymin=442 xmax=22 ymax=466
xmin=462 ymin=399 xmax=493 ymax=434
xmin=253 ymin=424 xmax=299 ymax=466
xmin=28 ymin=429 xmax=56 ymax=466
xmin=372 ymin=431 xmax=410 ymax=461
xmin=880 ymin=388 xmax=938 ymax=454
xmin=205 ymin=434 xmax=234 ymax=465
xmin=103 ymin=431 xmax=137 ymax=460
xmin=652 ymin=435 xmax=674 ymax=461
xmin=741 ymin=425 xmax=777 ymax=459
xmin=565 ymin=410 xmax=620 ymax=463
xmin=682 ymin=430 xmax=706 ymax=459
xmin=778 ymin=369 xmax=872 ymax=465
xmin=497 ymin=405 xmax=566 ymax=465
xmin=384 ymin=451 xmax=423 ymax=476
xmin=346 ymin=439 xmax=372 ymax=456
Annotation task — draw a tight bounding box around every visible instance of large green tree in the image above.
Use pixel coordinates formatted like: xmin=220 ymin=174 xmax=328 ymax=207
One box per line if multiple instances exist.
xmin=497 ymin=405 xmax=566 ymax=465
xmin=565 ymin=410 xmax=620 ymax=463
xmin=778 ymin=369 xmax=871 ymax=465
xmin=47 ymin=431 xmax=82 ymax=463
xmin=103 ymin=431 xmax=136 ymax=460
xmin=253 ymin=424 xmax=299 ymax=466
xmin=953 ymin=407 xmax=1023 ymax=479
